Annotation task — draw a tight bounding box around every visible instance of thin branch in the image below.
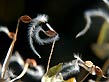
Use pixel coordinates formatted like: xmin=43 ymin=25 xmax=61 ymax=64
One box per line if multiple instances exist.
xmin=9 ymin=59 xmax=37 ymax=82
xmin=1 ymin=19 xmax=20 ymax=79
xmin=46 ymin=40 xmax=56 ymax=73
xmin=80 ymin=72 xmax=90 ymax=82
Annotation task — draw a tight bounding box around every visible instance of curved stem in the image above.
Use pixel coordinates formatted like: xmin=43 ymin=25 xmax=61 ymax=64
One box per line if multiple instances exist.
xmin=9 ymin=63 xmax=29 ymax=82
xmin=1 ymin=19 xmax=20 ymax=79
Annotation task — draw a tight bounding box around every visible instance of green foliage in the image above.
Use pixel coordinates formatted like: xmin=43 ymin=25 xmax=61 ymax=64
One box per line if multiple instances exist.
xmin=42 ymin=63 xmax=64 ymax=82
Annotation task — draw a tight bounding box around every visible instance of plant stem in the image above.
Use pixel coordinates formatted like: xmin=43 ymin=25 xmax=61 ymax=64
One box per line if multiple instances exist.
xmin=96 ymin=58 xmax=109 ymax=81
xmin=1 ymin=19 xmax=20 ymax=79
xmin=46 ymin=40 xmax=56 ymax=73
xmin=80 ymin=72 xmax=90 ymax=82
xmin=9 ymin=63 xmax=29 ymax=82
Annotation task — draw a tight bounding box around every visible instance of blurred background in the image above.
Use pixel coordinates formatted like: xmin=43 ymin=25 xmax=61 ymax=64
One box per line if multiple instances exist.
xmin=0 ymin=0 xmax=108 ymax=82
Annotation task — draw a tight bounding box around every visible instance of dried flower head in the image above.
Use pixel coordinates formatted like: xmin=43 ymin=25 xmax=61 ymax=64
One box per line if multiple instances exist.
xmin=74 ymin=54 xmax=107 ymax=79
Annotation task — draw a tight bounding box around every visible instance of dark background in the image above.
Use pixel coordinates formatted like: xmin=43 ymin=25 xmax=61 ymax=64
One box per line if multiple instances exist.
xmin=0 ymin=0 xmax=107 ymax=82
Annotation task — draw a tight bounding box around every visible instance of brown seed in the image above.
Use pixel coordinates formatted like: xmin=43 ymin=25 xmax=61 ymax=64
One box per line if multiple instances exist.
xmin=45 ymin=30 xmax=57 ymax=37
xmin=26 ymin=59 xmax=37 ymax=67
xmin=8 ymin=32 xmax=15 ymax=39
xmin=20 ymin=15 xmax=32 ymax=23
xmin=95 ymin=66 xmax=106 ymax=78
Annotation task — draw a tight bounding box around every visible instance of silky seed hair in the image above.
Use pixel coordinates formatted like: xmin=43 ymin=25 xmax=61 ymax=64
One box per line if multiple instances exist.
xmin=76 ymin=9 xmax=109 ymax=38
xmin=60 ymin=55 xmax=80 ymax=80
xmin=61 ymin=60 xmax=80 ymax=79
xmin=103 ymin=0 xmax=109 ymax=7
xmin=9 ymin=51 xmax=44 ymax=79
xmin=33 ymin=27 xmax=59 ymax=44
xmin=28 ymin=14 xmax=59 ymax=58
xmin=0 ymin=26 xmax=9 ymax=36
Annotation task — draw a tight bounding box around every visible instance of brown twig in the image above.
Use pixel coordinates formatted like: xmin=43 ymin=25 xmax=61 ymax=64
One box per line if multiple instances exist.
xmin=96 ymin=58 xmax=109 ymax=81
xmin=46 ymin=40 xmax=56 ymax=73
xmin=1 ymin=18 xmax=20 ymax=79
xmin=80 ymin=72 xmax=90 ymax=82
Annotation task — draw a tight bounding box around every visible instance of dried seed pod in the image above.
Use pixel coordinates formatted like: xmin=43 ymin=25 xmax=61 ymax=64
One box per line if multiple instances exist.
xmin=84 ymin=61 xmax=93 ymax=68
xmin=20 ymin=15 xmax=32 ymax=23
xmin=95 ymin=66 xmax=107 ymax=78
xmin=26 ymin=59 xmax=37 ymax=67
xmin=45 ymin=30 xmax=57 ymax=37
xmin=8 ymin=32 xmax=15 ymax=39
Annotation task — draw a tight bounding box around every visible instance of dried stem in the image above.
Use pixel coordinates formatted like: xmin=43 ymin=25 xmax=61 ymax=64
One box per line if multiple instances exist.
xmin=9 ymin=63 xmax=28 ymax=82
xmin=46 ymin=40 xmax=56 ymax=73
xmin=80 ymin=72 xmax=90 ymax=82
xmin=96 ymin=58 xmax=109 ymax=81
xmin=9 ymin=59 xmax=37 ymax=82
xmin=1 ymin=19 xmax=20 ymax=79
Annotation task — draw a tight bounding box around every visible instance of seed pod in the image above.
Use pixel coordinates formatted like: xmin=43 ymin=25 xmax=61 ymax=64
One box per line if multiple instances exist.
xmin=95 ymin=66 xmax=107 ymax=78
xmin=84 ymin=61 xmax=93 ymax=68
xmin=20 ymin=15 xmax=32 ymax=23
xmin=45 ymin=30 xmax=57 ymax=37
xmin=8 ymin=32 xmax=15 ymax=39
xmin=26 ymin=59 xmax=37 ymax=67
